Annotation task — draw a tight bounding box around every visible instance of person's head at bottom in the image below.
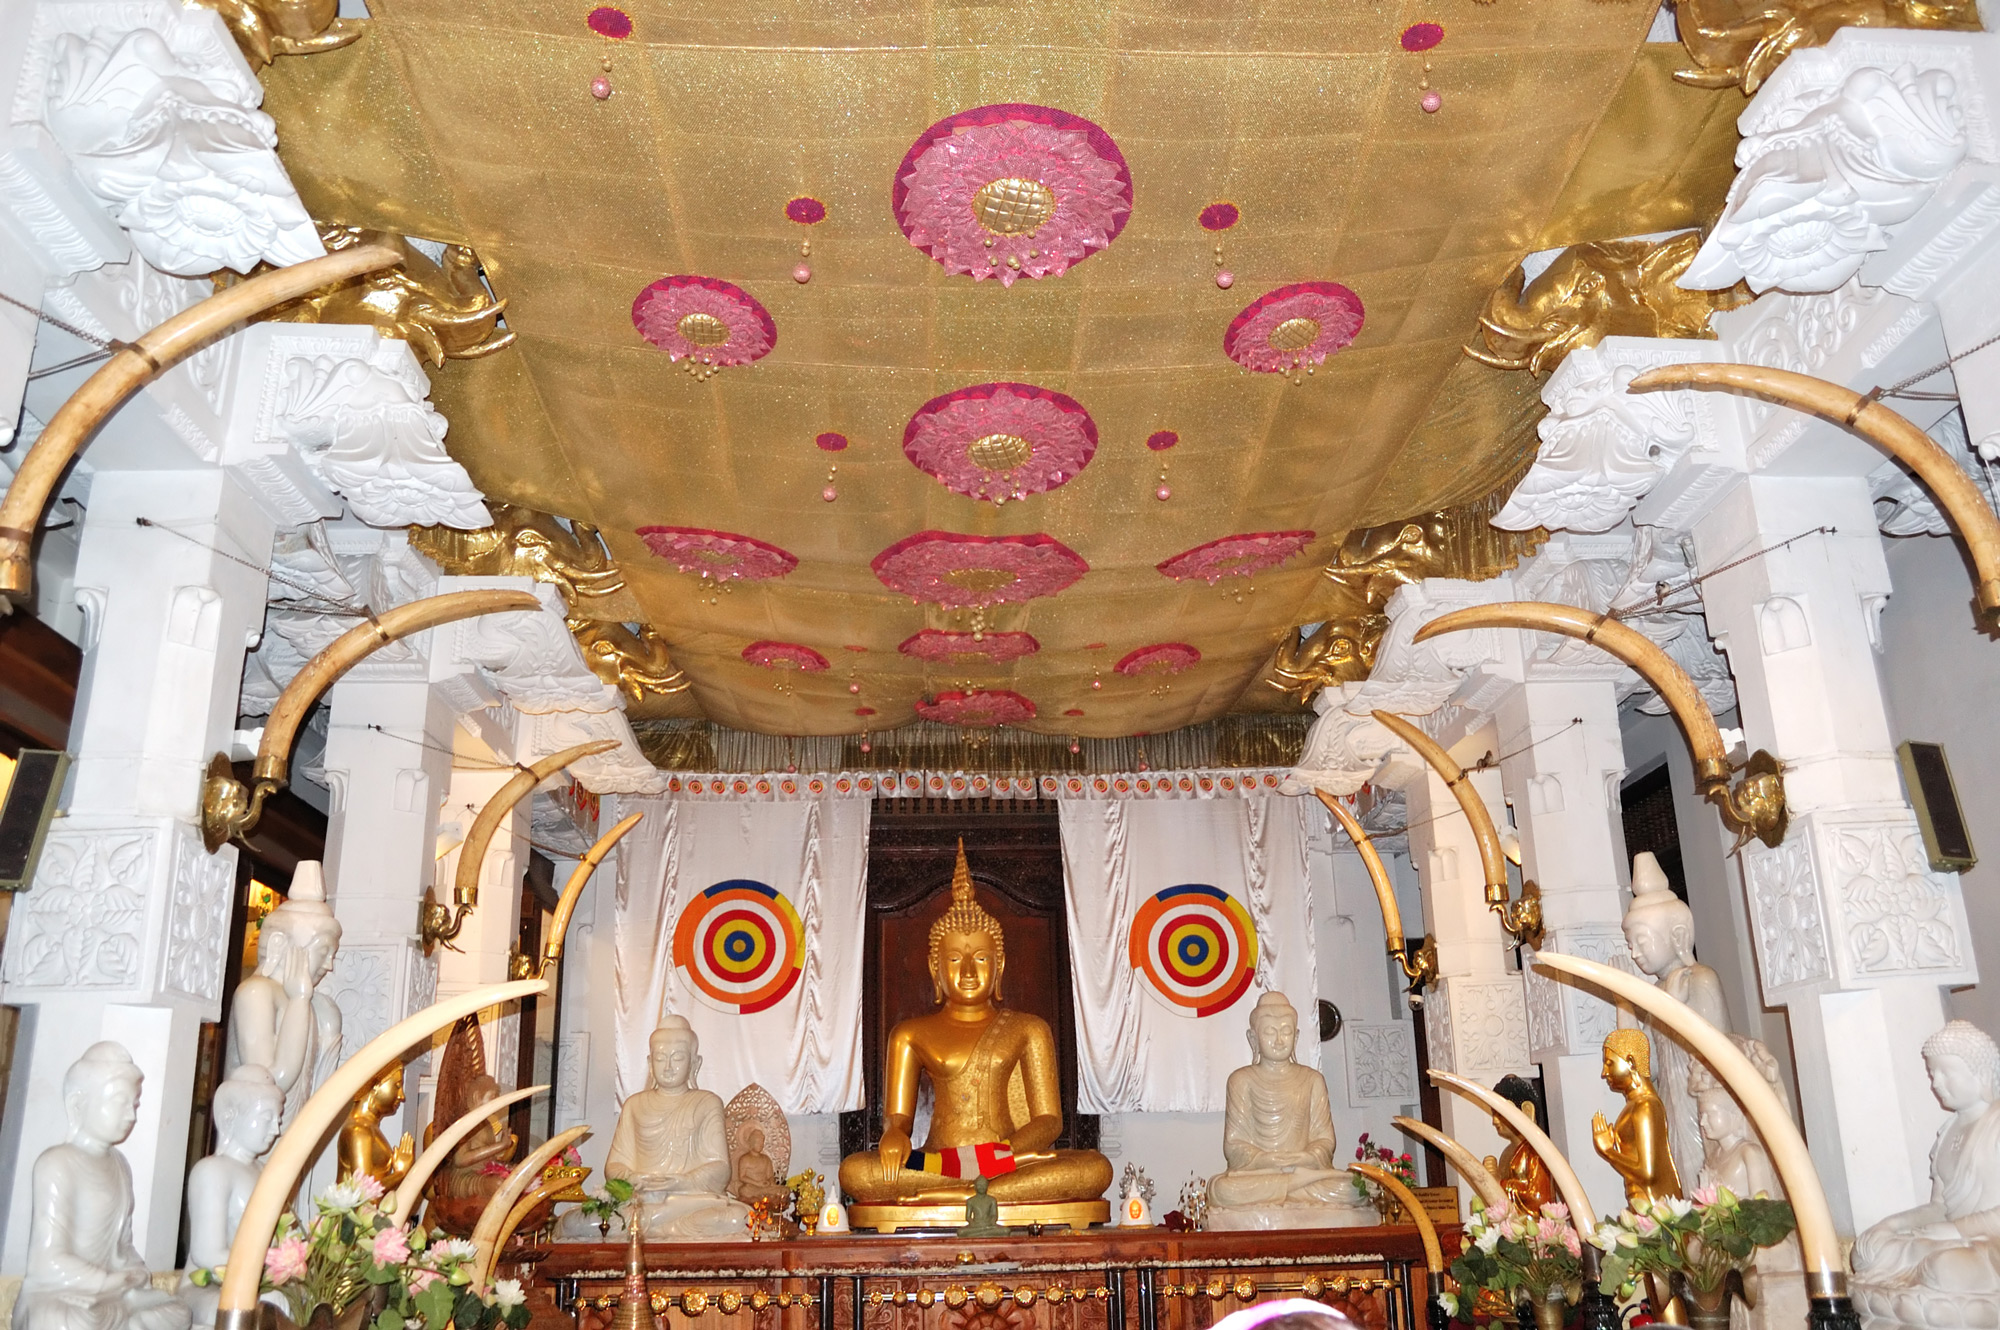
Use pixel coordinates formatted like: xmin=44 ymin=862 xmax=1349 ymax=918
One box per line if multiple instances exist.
xmin=1208 ymin=1299 xmax=1358 ymax=1330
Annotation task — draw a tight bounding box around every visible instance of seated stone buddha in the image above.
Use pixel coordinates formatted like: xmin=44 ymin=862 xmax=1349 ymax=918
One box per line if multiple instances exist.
xmin=839 ymin=843 xmax=1112 ymax=1222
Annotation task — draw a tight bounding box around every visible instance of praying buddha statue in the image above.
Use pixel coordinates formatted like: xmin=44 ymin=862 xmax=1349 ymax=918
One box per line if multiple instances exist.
xmin=1623 ymin=852 xmax=1726 ymax=1191
xmin=1592 ymin=1027 xmax=1682 ymax=1210
xmin=838 ymin=842 xmax=1112 ymax=1226
xmin=1488 ymin=1074 xmax=1557 ymax=1215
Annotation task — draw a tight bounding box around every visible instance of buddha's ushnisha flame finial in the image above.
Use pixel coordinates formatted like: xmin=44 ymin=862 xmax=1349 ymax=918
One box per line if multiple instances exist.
xmin=952 ymin=837 xmax=974 ymax=903
xmin=929 ymin=838 xmax=1006 ymax=981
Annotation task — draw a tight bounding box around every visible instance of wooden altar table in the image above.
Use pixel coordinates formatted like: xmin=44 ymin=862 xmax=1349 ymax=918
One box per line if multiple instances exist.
xmin=527 ymin=1226 xmax=1460 ymax=1330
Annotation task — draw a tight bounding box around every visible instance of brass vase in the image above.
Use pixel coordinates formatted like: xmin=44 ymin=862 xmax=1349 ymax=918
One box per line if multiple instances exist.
xmin=1671 ymin=1272 xmax=1740 ymax=1330
xmin=1529 ymin=1287 xmax=1568 ymax=1330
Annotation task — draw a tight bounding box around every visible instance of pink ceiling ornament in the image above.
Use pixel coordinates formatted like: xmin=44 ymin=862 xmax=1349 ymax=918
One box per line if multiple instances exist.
xmin=872 ymin=531 xmax=1088 ymax=609
xmin=631 ymin=275 xmax=777 ymax=377
xmin=915 ymin=689 xmax=1038 ymax=727
xmin=1223 ymin=282 xmax=1365 ymax=375
xmin=1157 ymin=531 xmax=1315 ymax=584
xmin=893 ymin=103 xmax=1132 ymax=287
xmin=902 ymin=382 xmax=1098 ymax=502
xmin=898 ymin=629 xmax=1041 ymax=665
xmin=636 ymin=526 xmax=799 ymax=581
xmin=742 ymin=641 xmax=830 ymax=672
xmin=1116 ymin=643 xmax=1201 ymax=676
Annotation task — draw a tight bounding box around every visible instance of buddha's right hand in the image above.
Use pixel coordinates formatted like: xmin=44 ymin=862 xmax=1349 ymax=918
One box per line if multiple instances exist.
xmin=878 ymin=1128 xmax=911 ymax=1174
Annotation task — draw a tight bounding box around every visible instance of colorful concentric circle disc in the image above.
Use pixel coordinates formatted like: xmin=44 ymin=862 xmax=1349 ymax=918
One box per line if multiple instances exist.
xmin=1127 ymin=883 xmax=1258 ymax=1016
xmin=672 ymin=879 xmax=805 ymax=1014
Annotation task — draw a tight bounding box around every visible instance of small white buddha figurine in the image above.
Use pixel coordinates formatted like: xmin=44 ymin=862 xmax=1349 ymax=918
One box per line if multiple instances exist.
xmin=1855 ymin=1021 xmax=2000 ymax=1326
xmin=225 ymin=862 xmax=343 ymax=1128
xmin=1206 ymin=992 xmax=1375 ymax=1230
xmin=1690 ymin=1054 xmax=1804 ymax=1330
xmin=1622 ymin=852 xmax=1727 ymax=1192
xmin=602 ymin=1016 xmax=750 ymax=1240
xmin=16 ymin=1042 xmax=192 ymax=1330
xmin=180 ymin=1067 xmax=284 ymax=1328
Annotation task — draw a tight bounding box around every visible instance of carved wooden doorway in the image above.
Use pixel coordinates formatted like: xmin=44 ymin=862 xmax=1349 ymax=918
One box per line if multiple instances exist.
xmin=838 ymin=797 xmax=1098 ymax=1163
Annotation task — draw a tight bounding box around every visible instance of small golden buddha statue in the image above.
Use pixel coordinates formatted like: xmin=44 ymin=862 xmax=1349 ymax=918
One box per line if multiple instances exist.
xmin=838 ymin=842 xmax=1112 ymax=1226
xmin=1487 ymin=1074 xmax=1557 ymax=1214
xmin=1592 ymin=1028 xmax=1682 ymax=1209
xmin=338 ymin=1065 xmax=416 ymax=1191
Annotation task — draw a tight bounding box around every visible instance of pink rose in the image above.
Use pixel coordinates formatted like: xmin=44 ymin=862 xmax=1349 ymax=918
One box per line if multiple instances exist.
xmin=264 ymin=1235 xmax=309 ymax=1285
xmin=1563 ymin=1229 xmax=1582 ymax=1258
xmin=371 ymin=1226 xmax=411 ymax=1266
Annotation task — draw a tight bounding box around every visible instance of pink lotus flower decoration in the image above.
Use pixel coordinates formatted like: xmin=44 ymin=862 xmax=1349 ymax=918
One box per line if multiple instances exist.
xmin=743 ymin=641 xmax=830 ymax=672
xmin=631 ymin=275 xmax=777 ymax=366
xmin=894 ymin=104 xmax=1132 ymax=286
xmin=636 ymin=526 xmax=798 ymax=581
xmin=899 ymin=629 xmax=1041 ymax=665
xmin=1116 ymin=643 xmax=1200 ymax=676
xmin=872 ymin=531 xmax=1088 ymax=608
xmin=1157 ymin=531 xmax=1315 ymax=584
xmin=915 ymin=688 xmax=1038 ymax=726
xmin=1224 ymin=282 xmax=1365 ymax=374
xmin=903 ymin=382 xmax=1098 ymax=501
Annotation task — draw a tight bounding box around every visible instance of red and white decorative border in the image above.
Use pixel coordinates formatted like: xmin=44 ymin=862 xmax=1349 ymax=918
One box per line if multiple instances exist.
xmin=656 ymin=768 xmax=1289 ymax=801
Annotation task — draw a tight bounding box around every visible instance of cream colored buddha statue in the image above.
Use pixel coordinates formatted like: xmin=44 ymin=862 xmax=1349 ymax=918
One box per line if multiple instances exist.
xmin=1592 ymin=1027 xmax=1682 ymax=1210
xmin=838 ymin=843 xmax=1111 ymax=1227
xmin=1622 ymin=853 xmax=1725 ymax=1193
xmin=181 ymin=1066 xmax=284 ymax=1328
xmin=603 ymin=1016 xmax=750 ymax=1241
xmin=1855 ymin=1021 xmax=2000 ymax=1328
xmin=225 ymin=862 xmax=343 ymax=1130
xmin=1206 ymin=992 xmax=1376 ymax=1231
xmin=727 ymin=1129 xmax=791 ymax=1212
xmin=1690 ymin=1056 xmax=1804 ymax=1330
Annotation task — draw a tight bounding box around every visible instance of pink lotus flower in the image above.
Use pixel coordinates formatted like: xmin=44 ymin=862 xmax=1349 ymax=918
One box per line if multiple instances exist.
xmin=1634 ymin=1213 xmax=1659 ymax=1236
xmin=1691 ymin=1186 xmax=1718 ymax=1207
xmin=264 ymin=1235 xmax=309 ymax=1285
xmin=407 ymin=1269 xmax=438 ymax=1294
xmin=1542 ymin=1201 xmax=1569 ymax=1220
xmin=371 ymin=1225 xmax=411 ymax=1266
xmin=631 ymin=275 xmax=776 ymax=366
xmin=353 ymin=1174 xmax=385 ymax=1203
xmin=1563 ymin=1228 xmax=1582 ymax=1258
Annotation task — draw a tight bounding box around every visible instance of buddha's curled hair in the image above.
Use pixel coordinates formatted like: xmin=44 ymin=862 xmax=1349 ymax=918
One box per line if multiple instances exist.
xmin=928 ymin=840 xmax=1006 ymax=994
xmin=1604 ymin=1027 xmax=1652 ymax=1076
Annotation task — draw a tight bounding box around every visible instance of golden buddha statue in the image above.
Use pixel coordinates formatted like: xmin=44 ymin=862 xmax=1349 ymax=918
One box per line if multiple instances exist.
xmin=1591 ymin=1028 xmax=1682 ymax=1209
xmin=839 ymin=843 xmax=1112 ymax=1230
xmin=338 ymin=1065 xmax=415 ymax=1191
xmin=1487 ymin=1075 xmax=1557 ymax=1215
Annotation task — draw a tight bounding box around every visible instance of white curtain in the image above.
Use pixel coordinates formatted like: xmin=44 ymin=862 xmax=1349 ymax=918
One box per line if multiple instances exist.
xmin=611 ymin=794 xmax=869 ymax=1113
xmin=1060 ymin=793 xmax=1318 ymax=1113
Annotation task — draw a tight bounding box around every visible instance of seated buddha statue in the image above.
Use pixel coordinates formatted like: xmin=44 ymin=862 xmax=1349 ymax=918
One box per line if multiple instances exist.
xmin=838 ymin=843 xmax=1112 ymax=1222
xmin=1488 ymin=1074 xmax=1557 ymax=1215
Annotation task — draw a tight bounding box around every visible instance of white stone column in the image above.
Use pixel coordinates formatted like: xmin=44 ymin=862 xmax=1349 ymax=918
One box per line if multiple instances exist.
xmin=0 ymin=468 xmax=271 ymax=1270
xmin=434 ymin=761 xmax=529 ymax=1089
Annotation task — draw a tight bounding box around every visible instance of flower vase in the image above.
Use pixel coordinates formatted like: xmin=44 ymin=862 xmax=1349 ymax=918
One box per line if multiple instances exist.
xmin=1671 ymin=1273 xmax=1739 ymax=1330
xmin=1530 ymin=1287 xmax=1568 ymax=1330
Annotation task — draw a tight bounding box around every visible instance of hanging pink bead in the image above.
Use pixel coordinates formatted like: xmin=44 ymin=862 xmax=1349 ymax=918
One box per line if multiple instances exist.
xmin=1214 ymin=270 xmax=1234 ymax=289
xmin=848 ymin=682 xmax=861 ymax=694
xmin=590 ymin=76 xmax=612 ymax=99
xmin=860 ymin=741 xmax=872 ymax=753
xmin=821 ymin=485 xmax=838 ymax=502
xmin=1421 ymin=91 xmax=1442 ymax=113
xmin=793 ymin=263 xmax=812 ymax=283
xmin=1155 ymin=485 xmax=1171 ymax=501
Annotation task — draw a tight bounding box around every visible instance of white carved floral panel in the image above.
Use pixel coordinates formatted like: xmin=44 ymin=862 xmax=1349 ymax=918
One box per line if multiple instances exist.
xmin=162 ymin=826 xmax=235 ymax=1010
xmin=1437 ymin=975 xmax=1531 ymax=1077
xmin=1743 ymin=836 xmax=1833 ymax=998
xmin=1343 ymin=1021 xmax=1416 ymax=1103
xmin=4 ymin=824 xmax=152 ymax=991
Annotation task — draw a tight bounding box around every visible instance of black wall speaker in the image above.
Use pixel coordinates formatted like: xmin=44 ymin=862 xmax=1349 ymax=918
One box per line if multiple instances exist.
xmin=1898 ymin=741 xmax=1976 ymax=873
xmin=0 ymin=749 xmax=68 ymax=891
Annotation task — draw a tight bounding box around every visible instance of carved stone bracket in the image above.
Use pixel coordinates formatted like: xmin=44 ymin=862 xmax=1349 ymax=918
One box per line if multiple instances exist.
xmin=323 ymin=939 xmax=437 ymax=1065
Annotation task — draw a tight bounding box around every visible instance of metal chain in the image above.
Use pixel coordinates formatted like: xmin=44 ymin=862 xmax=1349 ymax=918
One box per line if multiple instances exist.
xmin=0 ymin=288 xmax=118 ymax=350
xmin=134 ymin=517 xmax=371 ymax=614
xmin=1875 ymin=325 xmax=2000 ymax=401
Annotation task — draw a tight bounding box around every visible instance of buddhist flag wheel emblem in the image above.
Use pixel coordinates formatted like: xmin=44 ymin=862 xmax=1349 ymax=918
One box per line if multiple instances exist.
xmin=1128 ymin=883 xmax=1259 ymax=1016
xmin=673 ymin=879 xmax=806 ymax=1013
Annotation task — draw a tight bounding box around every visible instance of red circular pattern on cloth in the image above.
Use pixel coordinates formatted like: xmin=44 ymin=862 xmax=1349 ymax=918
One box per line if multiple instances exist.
xmin=897 ymin=629 xmax=1041 ymax=665
xmin=914 ymin=689 xmax=1038 ymax=726
xmin=1146 ymin=430 xmax=1179 ymax=452
xmin=1156 ymin=531 xmax=1315 ymax=584
xmin=631 ymin=275 xmax=777 ymax=366
xmin=872 ymin=531 xmax=1088 ymax=608
xmin=742 ymin=641 xmax=830 ymax=672
xmin=1199 ymin=202 xmax=1240 ymax=232
xmin=1401 ymin=22 xmax=1444 ymax=51
xmin=815 ymin=431 xmax=849 ymax=452
xmin=902 ymin=382 xmax=1098 ymax=501
xmin=1223 ymin=282 xmax=1365 ymax=373
xmin=635 ymin=527 xmax=798 ymax=581
xmin=785 ymin=197 xmax=827 ymax=224
xmin=1116 ymin=643 xmax=1201 ymax=676
xmin=587 ymin=6 xmax=631 ymax=38
xmin=893 ymin=104 xmax=1132 ymax=286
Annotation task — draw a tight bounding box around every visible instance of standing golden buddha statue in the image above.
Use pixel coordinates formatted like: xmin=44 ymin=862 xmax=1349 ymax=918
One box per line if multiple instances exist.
xmin=1591 ymin=1028 xmax=1682 ymax=1210
xmin=839 ymin=842 xmax=1112 ymax=1231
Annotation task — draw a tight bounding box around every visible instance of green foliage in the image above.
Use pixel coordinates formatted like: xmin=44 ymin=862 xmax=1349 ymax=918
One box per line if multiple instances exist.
xmin=1591 ymin=1189 xmax=1797 ymax=1299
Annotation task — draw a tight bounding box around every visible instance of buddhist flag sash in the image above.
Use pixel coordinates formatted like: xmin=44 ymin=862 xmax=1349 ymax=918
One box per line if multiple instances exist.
xmin=908 ymin=1142 xmax=1018 ymax=1179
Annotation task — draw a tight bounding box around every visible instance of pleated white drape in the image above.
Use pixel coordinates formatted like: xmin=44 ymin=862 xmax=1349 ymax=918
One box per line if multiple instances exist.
xmin=1060 ymin=793 xmax=1318 ymax=1112
xmin=611 ymin=795 xmax=869 ymax=1113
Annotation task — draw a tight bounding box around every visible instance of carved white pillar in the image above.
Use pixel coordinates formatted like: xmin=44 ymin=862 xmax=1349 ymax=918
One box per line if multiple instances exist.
xmin=434 ymin=761 xmax=528 ymax=1090
xmin=1692 ymin=475 xmax=1978 ymax=1235
xmin=0 ymin=468 xmax=271 ymax=1271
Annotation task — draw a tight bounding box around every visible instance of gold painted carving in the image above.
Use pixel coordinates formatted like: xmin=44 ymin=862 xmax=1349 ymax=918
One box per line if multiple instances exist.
xmin=968 ymin=433 xmax=1032 ymax=471
xmin=192 ymin=0 xmax=362 ymax=68
xmin=1671 ymin=0 xmax=1980 ymax=93
xmin=1466 ymin=233 xmax=1751 ymax=377
xmin=219 ymin=224 xmax=514 ymax=368
xmin=570 ymin=620 xmax=692 ymax=702
xmin=676 ymin=312 xmax=731 ymax=347
xmin=972 ymin=178 xmax=1055 ymax=235
xmin=1268 ymin=495 xmax=1544 ymax=704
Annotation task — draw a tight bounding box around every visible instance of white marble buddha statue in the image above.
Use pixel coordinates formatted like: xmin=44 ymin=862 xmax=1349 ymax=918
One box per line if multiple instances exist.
xmin=1855 ymin=1021 xmax=2000 ymax=1326
xmin=16 ymin=1042 xmax=191 ymax=1330
xmin=225 ymin=862 xmax=343 ymax=1128
xmin=1206 ymin=992 xmax=1375 ymax=1230
xmin=1689 ymin=1055 xmax=1804 ymax=1330
xmin=602 ymin=1016 xmax=750 ymax=1241
xmin=179 ymin=1067 xmax=283 ymax=1328
xmin=1623 ymin=852 xmax=1726 ymax=1192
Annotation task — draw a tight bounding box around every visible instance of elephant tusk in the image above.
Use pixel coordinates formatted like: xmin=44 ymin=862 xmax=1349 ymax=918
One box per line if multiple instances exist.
xmin=391 ymin=1085 xmax=547 ymax=1226
xmin=542 ymin=813 xmax=644 ymax=976
xmin=1352 ymin=1161 xmax=1445 ymax=1277
xmin=471 ymin=1124 xmax=594 ymax=1286
xmin=1311 ymin=790 xmax=1404 ymax=954
xmin=1392 ymin=1115 xmax=1509 ymax=1212
xmin=1430 ymin=1069 xmax=1597 ymax=1228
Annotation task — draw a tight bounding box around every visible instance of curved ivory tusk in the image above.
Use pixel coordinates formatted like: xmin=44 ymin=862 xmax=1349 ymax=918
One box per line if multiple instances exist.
xmin=543 ymin=812 xmax=643 ymax=974
xmin=1630 ymin=361 xmax=2000 ymax=629
xmin=1311 ymin=791 xmax=1404 ymax=954
xmin=490 ymin=1152 xmax=591 ymax=1269
xmin=218 ymin=979 xmax=547 ymax=1321
xmin=453 ymin=741 xmax=621 ymax=903
xmin=390 ymin=1084 xmax=546 ymax=1226
xmin=1351 ymin=1162 xmax=1444 ymax=1274
xmin=1370 ymin=711 xmax=1510 ymax=905
xmin=470 ymin=1124 xmax=593 ymax=1286
xmin=1430 ymin=1069 xmax=1596 ymax=1228
xmin=1392 ymin=1115 xmax=1509 ymax=1212
xmin=1531 ymin=950 xmax=1844 ymax=1295
xmin=0 ymin=244 xmax=403 ymax=606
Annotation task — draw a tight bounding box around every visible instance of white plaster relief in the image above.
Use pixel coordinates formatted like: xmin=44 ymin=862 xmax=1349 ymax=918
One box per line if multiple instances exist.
xmin=555 ymin=1034 xmax=590 ymax=1127
xmin=1874 ymin=409 xmax=1994 ymax=534
xmin=161 ymin=825 xmax=234 ymax=1007
xmin=1422 ymin=983 xmax=1454 ymax=1076
xmin=3 ymin=825 xmax=150 ymax=990
xmin=1743 ymin=836 xmax=1834 ymax=994
xmin=0 ymin=136 xmax=129 ymax=276
xmin=1832 ymin=821 xmax=1968 ymax=977
xmin=1441 ymin=976 xmax=1531 ymax=1076
xmin=1344 ymin=1022 xmax=1415 ymax=1102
